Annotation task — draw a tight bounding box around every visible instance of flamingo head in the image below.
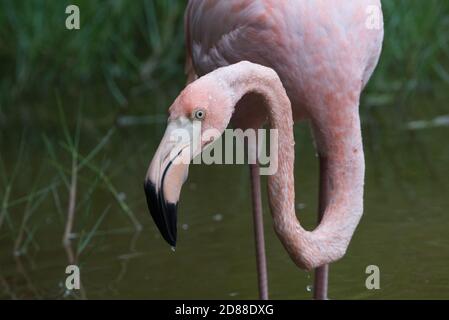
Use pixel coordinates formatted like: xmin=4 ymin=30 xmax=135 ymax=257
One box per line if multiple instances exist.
xmin=144 ymin=75 xmax=234 ymax=247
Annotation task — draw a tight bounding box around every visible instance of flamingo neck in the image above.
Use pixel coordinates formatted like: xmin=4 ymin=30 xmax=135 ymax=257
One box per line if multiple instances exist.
xmin=219 ymin=63 xmax=311 ymax=266
xmin=219 ymin=62 xmax=341 ymax=270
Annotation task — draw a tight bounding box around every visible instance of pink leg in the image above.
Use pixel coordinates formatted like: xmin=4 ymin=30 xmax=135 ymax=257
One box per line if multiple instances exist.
xmin=250 ymin=163 xmax=269 ymax=300
xmin=314 ymin=155 xmax=329 ymax=300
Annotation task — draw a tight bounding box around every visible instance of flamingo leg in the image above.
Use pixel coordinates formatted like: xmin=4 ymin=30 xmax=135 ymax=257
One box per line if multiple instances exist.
xmin=313 ymin=155 xmax=329 ymax=300
xmin=249 ymin=163 xmax=269 ymax=300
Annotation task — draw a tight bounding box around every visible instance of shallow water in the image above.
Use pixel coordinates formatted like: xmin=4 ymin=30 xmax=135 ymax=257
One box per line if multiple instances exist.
xmin=0 ymin=98 xmax=448 ymax=299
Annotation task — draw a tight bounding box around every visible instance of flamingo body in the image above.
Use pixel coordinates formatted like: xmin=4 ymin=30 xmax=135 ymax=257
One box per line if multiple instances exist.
xmin=186 ymin=0 xmax=383 ymax=127
xmin=144 ymin=0 xmax=384 ymax=298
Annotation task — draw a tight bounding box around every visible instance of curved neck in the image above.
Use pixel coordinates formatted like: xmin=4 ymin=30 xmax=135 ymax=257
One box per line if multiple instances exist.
xmin=220 ymin=62 xmax=301 ymax=264
xmin=215 ymin=62 xmax=363 ymax=271
xmin=224 ymin=63 xmax=296 ymax=218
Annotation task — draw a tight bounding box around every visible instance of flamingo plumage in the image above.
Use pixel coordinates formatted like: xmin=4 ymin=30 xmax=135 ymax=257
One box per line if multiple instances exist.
xmin=145 ymin=0 xmax=384 ymax=300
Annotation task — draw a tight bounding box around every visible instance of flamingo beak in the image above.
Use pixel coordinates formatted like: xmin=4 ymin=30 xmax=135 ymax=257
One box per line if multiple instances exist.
xmin=144 ymin=118 xmax=197 ymax=247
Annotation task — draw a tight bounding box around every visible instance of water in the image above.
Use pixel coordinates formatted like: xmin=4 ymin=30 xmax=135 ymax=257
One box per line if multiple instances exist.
xmin=0 ymin=99 xmax=448 ymax=299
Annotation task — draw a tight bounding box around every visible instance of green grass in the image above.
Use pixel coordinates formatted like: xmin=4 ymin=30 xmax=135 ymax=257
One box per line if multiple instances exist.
xmin=0 ymin=0 xmax=186 ymax=104
xmin=0 ymin=99 xmax=141 ymax=288
xmin=364 ymin=0 xmax=449 ymax=123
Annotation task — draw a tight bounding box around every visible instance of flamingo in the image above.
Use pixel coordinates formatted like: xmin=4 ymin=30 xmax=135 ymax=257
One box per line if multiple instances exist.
xmin=145 ymin=0 xmax=384 ymax=300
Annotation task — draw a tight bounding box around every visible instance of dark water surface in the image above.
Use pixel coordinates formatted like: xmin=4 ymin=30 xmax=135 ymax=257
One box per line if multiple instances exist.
xmin=0 ymin=98 xmax=448 ymax=299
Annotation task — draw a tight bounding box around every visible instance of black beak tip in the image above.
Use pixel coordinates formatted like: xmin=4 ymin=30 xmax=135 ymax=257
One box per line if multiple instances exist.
xmin=144 ymin=180 xmax=178 ymax=247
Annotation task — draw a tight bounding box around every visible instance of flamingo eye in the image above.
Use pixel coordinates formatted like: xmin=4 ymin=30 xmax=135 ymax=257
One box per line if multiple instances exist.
xmin=193 ymin=109 xmax=206 ymax=120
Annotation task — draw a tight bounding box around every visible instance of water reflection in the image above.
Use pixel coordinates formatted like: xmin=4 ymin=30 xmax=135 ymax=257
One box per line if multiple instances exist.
xmin=0 ymin=102 xmax=448 ymax=299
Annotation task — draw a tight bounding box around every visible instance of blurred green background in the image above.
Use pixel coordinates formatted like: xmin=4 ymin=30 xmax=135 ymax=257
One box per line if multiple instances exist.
xmin=0 ymin=0 xmax=448 ymax=299
xmin=1 ymin=0 xmax=448 ymax=111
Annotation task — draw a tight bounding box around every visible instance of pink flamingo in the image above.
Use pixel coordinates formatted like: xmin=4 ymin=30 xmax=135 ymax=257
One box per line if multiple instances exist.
xmin=145 ymin=0 xmax=383 ymax=299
